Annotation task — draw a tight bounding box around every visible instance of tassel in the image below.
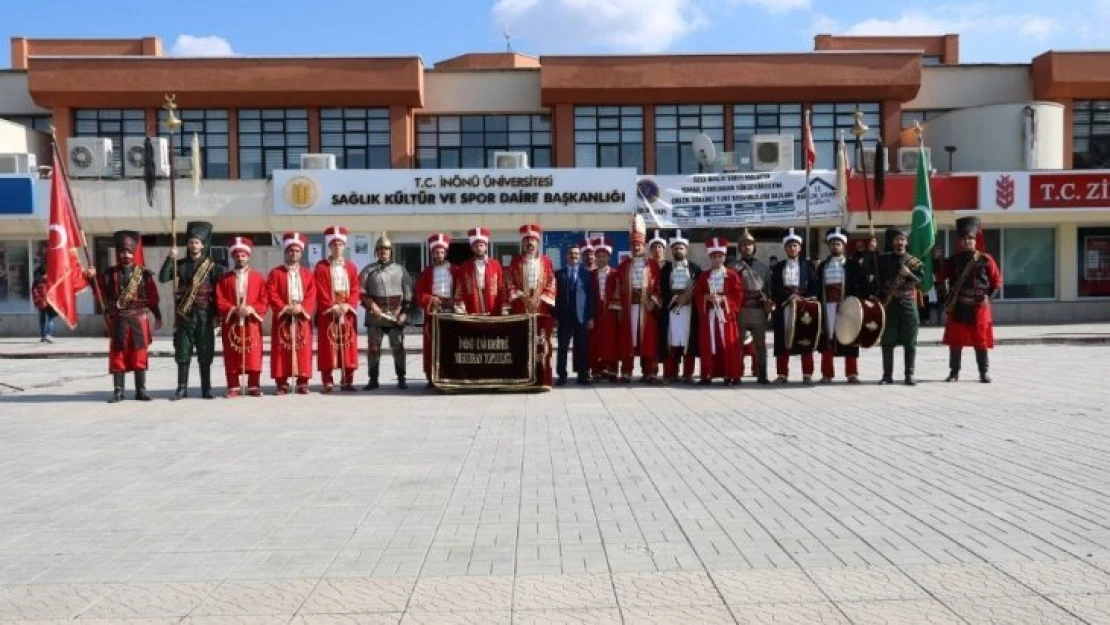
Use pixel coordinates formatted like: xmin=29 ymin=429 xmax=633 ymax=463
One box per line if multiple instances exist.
xmin=191 ymin=132 xmax=201 ymax=196
xmin=142 ymin=137 xmax=156 ymax=207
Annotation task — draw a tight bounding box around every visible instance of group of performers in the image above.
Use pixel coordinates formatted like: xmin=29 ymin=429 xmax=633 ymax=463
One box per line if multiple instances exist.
xmin=81 ymin=214 xmax=1001 ymax=401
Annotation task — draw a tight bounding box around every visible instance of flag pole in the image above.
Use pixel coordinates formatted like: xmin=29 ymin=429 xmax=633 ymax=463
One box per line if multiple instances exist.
xmin=850 ymin=108 xmax=874 ymax=239
xmin=162 ymin=95 xmax=183 ymax=291
xmin=49 ymin=127 xmax=105 ymax=312
xmin=803 ymin=109 xmax=812 ymax=260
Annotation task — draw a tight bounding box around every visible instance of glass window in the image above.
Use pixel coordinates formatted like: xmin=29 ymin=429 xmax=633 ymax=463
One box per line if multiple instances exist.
xmin=320 ymin=108 xmax=392 ymax=169
xmin=732 ymin=103 xmax=803 ymax=171
xmin=73 ymin=109 xmax=147 ymax=176
xmin=922 ymin=55 xmax=944 ymax=66
xmin=416 ymin=114 xmax=551 ymax=169
xmin=573 ymin=105 xmax=644 ymax=173
xmin=157 ymin=109 xmax=230 ymax=179
xmin=654 ymin=104 xmax=725 ymax=174
xmin=1002 ymin=228 xmax=1055 ymax=299
xmin=810 ymin=102 xmax=881 ymax=170
xmin=1 ymin=114 xmax=52 ymax=133
xmin=0 ymin=240 xmax=31 ymax=313
xmin=238 ymin=109 xmax=309 ymax=179
xmin=1078 ymin=226 xmax=1110 ymax=297
xmin=900 ymin=109 xmax=950 ymax=128
xmin=1073 ymin=101 xmax=1110 ymax=169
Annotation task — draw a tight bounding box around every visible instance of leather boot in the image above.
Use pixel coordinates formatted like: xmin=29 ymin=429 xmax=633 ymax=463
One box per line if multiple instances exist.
xmin=756 ymin=350 xmax=770 ymax=385
xmin=200 ymin=365 xmax=214 ymax=399
xmin=171 ymin=365 xmax=188 ymax=401
xmin=904 ymin=348 xmax=917 ymax=386
xmin=134 ymin=370 xmax=152 ymax=401
xmin=880 ymin=347 xmax=894 ymax=384
xmin=364 ymin=365 xmax=379 ymax=391
xmin=945 ymin=349 xmax=961 ymax=382
xmin=109 ymin=373 xmax=125 ymax=403
xmin=396 ymin=360 xmax=408 ymax=390
xmin=976 ymin=349 xmax=991 ymax=383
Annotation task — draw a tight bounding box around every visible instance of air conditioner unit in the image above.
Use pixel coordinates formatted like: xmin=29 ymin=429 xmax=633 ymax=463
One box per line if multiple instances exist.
xmin=0 ymin=153 xmax=37 ymax=174
xmin=854 ymin=146 xmax=889 ymax=174
xmin=719 ymin=151 xmax=741 ymax=172
xmin=172 ymin=155 xmax=194 ymax=178
xmin=898 ymin=146 xmax=931 ymax=172
xmin=300 ymin=153 xmax=336 ymax=170
xmin=493 ymin=151 xmax=529 ymax=169
xmin=67 ymin=137 xmax=114 ymax=178
xmin=122 ymin=137 xmax=171 ymax=178
xmin=750 ymin=134 xmax=794 ymax=172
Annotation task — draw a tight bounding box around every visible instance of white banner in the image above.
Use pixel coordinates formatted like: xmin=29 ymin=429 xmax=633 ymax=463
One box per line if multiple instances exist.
xmin=636 ymin=170 xmax=842 ymax=228
xmin=273 ymin=168 xmax=638 ymax=215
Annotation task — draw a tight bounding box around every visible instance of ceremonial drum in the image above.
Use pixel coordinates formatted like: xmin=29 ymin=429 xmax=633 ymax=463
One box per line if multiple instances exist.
xmin=784 ymin=298 xmax=822 ymax=352
xmin=833 ymin=296 xmax=886 ymax=348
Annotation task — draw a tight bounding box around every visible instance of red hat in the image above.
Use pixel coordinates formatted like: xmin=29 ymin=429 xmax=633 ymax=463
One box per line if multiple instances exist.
xmin=630 ymin=214 xmax=647 ymax=246
xmin=467 ymin=226 xmax=490 ymax=245
xmin=707 ymin=236 xmax=729 ymax=256
xmin=427 ymin=232 xmax=451 ymax=251
xmin=519 ymin=224 xmax=542 ymax=242
xmin=324 ymin=226 xmax=348 ymax=247
xmin=228 ymin=236 xmax=253 ymax=256
xmin=593 ymin=236 xmax=613 ymax=255
xmin=282 ymin=231 xmax=307 ymax=252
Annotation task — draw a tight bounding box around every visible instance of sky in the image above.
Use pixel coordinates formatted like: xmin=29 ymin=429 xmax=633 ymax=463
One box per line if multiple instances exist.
xmin=2 ymin=0 xmax=1107 ymax=67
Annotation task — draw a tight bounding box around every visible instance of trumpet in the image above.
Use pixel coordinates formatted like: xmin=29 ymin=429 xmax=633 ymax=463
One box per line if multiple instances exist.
xmin=883 ymin=255 xmax=923 ymax=306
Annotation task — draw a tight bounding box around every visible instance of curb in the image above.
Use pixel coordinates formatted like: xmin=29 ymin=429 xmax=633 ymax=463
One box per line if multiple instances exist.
xmin=1 ymin=338 xmax=1107 ymax=359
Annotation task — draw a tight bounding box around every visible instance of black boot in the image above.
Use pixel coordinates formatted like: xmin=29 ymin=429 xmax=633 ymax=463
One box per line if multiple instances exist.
xmin=756 ymin=350 xmax=770 ymax=385
xmin=976 ymin=349 xmax=991 ymax=383
xmin=364 ymin=365 xmax=379 ymax=391
xmin=134 ymin=371 xmax=152 ymax=401
xmin=880 ymin=347 xmax=894 ymax=384
xmin=396 ymin=362 xmax=408 ymax=390
xmin=945 ymin=349 xmax=961 ymax=382
xmin=172 ymin=365 xmax=188 ymax=401
xmin=108 ymin=373 xmax=125 ymax=403
xmin=904 ymin=348 xmax=917 ymax=386
xmin=200 ymin=365 xmax=214 ymax=399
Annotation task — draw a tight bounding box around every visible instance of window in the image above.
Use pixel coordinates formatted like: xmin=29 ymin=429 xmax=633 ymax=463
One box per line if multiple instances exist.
xmin=1073 ymin=101 xmax=1110 ymax=169
xmin=73 ymin=109 xmax=147 ymax=176
xmin=810 ymin=102 xmax=881 ymax=170
xmin=574 ymin=106 xmax=644 ymax=173
xmin=732 ymin=103 xmax=803 ymax=171
xmin=900 ymin=109 xmax=951 ymax=128
xmin=940 ymin=227 xmax=1054 ymax=300
xmin=654 ymin=105 xmax=725 ymax=174
xmin=0 ymin=240 xmax=32 ymax=314
xmin=922 ymin=55 xmax=944 ymax=66
xmin=157 ymin=109 xmax=230 ymax=179
xmin=1078 ymin=227 xmax=1110 ymax=298
xmin=320 ymin=108 xmax=392 ymax=169
xmin=416 ymin=114 xmax=551 ymax=169
xmin=2 ymin=115 xmax=51 ymax=132
xmin=237 ymin=109 xmax=309 ymax=179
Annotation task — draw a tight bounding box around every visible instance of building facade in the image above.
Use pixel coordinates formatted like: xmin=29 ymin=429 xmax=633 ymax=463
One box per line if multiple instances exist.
xmin=1 ymin=34 xmax=1108 ymax=335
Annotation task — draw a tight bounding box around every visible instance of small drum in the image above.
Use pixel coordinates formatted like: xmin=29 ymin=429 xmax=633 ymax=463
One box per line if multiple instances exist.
xmin=834 ymin=296 xmax=886 ymax=348
xmin=784 ymin=297 xmax=822 ymax=352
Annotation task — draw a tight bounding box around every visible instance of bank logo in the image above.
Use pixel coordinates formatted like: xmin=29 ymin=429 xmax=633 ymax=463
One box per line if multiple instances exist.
xmin=285 ymin=176 xmax=318 ymax=210
xmin=995 ymin=174 xmax=1015 ymax=209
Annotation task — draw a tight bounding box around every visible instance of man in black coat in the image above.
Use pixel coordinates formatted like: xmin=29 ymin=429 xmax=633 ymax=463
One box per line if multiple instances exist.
xmin=659 ymin=232 xmax=701 ymax=383
xmin=770 ymin=228 xmax=818 ymax=384
xmin=813 ymin=226 xmax=868 ymax=384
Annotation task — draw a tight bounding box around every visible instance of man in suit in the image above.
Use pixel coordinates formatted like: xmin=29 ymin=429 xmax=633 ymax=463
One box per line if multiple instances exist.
xmin=554 ymin=243 xmax=596 ymax=386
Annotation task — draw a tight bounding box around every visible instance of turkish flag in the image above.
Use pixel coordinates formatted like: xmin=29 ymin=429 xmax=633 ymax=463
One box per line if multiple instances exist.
xmin=44 ymin=150 xmax=88 ymax=329
xmin=804 ymin=110 xmax=817 ymax=171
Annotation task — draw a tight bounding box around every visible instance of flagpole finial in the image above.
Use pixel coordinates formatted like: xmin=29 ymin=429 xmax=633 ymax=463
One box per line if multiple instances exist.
xmin=850 ymin=107 xmax=869 ymax=140
xmin=162 ymin=94 xmax=182 ymax=130
xmin=913 ymin=120 xmax=924 ymax=144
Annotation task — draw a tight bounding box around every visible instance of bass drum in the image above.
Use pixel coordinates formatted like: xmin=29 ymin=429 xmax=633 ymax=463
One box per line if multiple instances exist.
xmin=784 ymin=297 xmax=822 ymax=353
xmin=834 ymin=296 xmax=886 ymax=348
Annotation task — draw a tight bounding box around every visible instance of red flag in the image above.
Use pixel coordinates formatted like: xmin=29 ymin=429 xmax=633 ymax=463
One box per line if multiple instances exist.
xmin=44 ymin=151 xmax=88 ymax=329
xmin=804 ymin=110 xmax=817 ymax=171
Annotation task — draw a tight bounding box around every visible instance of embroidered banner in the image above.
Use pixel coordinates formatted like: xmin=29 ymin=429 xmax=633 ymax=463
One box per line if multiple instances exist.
xmin=431 ymin=313 xmax=539 ymax=392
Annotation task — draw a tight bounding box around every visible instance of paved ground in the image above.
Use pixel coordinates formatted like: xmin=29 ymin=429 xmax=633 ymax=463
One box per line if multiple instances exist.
xmin=0 ymin=344 xmax=1108 ymax=623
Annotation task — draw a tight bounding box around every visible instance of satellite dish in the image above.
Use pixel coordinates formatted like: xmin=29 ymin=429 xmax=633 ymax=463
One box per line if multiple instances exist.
xmin=692 ymin=133 xmax=717 ymax=168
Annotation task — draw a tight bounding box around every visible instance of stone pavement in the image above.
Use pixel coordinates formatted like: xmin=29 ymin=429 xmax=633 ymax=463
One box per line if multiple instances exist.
xmin=0 ymin=345 xmax=1109 ymax=623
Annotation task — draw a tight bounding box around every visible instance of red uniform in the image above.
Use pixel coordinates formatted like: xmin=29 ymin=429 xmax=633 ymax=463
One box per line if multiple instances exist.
xmin=590 ymin=264 xmax=619 ymax=378
xmin=453 ymin=258 xmax=507 ymax=315
xmin=214 ymin=267 xmax=267 ymax=395
xmin=611 ymin=255 xmax=662 ymax=380
xmin=506 ymin=251 xmax=557 ymax=387
xmin=99 ymin=265 xmax=161 ymax=373
xmin=314 ymin=258 xmax=361 ymax=389
xmin=693 ymin=266 xmax=745 ymax=381
xmin=937 ymin=251 xmax=1002 ymax=349
xmin=416 ymin=260 xmax=458 ymax=382
xmin=267 ymin=264 xmax=317 ymax=389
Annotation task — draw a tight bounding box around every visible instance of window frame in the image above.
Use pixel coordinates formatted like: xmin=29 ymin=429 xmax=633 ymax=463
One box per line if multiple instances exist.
xmin=73 ymin=109 xmax=147 ymax=176
xmin=939 ymin=226 xmax=1057 ymax=302
xmin=732 ymin=103 xmax=804 ymax=172
xmin=320 ymin=107 xmax=393 ymax=170
xmin=653 ymin=104 xmax=726 ymax=175
xmin=1072 ymin=100 xmax=1110 ymax=170
xmin=237 ymin=108 xmax=310 ymax=180
xmin=156 ymin=108 xmax=230 ymax=179
xmin=573 ymin=105 xmax=645 ymax=173
xmin=810 ymin=102 xmax=882 ymax=171
xmin=415 ymin=114 xmax=552 ymax=169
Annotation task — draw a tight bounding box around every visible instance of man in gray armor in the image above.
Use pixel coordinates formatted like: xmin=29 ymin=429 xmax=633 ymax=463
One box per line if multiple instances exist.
xmin=731 ymin=228 xmax=773 ymax=384
xmin=359 ymin=232 xmax=413 ymax=390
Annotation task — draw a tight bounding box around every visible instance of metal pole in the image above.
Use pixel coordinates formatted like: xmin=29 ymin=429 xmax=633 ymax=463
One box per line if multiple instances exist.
xmin=804 ymin=110 xmax=812 ymax=260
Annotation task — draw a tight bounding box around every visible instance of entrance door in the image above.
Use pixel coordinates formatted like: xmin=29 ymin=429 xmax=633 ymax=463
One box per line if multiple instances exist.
xmin=447 ymin=242 xmax=473 ymax=266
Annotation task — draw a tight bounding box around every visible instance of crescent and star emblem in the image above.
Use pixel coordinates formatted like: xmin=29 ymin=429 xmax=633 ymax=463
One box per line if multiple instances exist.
xmin=912 ymin=204 xmax=933 ymax=229
xmin=49 ymin=224 xmax=68 ymax=250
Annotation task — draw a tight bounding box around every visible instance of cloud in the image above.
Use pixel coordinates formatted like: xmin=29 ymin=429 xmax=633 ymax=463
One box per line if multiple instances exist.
xmin=828 ymin=3 xmax=1061 ymax=42
xmin=737 ymin=0 xmax=810 ymax=13
xmin=169 ymin=35 xmax=235 ymax=57
xmin=492 ymin=0 xmax=705 ymax=53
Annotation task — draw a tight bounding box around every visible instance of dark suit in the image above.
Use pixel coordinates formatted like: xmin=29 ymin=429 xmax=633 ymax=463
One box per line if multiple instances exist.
xmin=555 ymin=263 xmax=596 ymax=382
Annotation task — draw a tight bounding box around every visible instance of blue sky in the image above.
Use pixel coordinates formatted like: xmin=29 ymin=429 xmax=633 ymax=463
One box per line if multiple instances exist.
xmin=2 ymin=0 xmax=1106 ymax=67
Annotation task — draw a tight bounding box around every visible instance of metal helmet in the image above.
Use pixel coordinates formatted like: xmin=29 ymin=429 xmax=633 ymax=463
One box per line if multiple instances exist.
xmin=375 ymin=231 xmax=393 ymax=250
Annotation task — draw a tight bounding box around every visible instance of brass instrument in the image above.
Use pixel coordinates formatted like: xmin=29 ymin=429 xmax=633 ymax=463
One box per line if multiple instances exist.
xmin=176 ymin=257 xmax=214 ymax=316
xmin=883 ymin=255 xmax=923 ymax=306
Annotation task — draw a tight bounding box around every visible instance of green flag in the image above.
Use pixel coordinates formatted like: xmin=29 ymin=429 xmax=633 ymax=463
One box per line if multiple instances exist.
xmin=909 ymin=142 xmax=937 ymax=291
